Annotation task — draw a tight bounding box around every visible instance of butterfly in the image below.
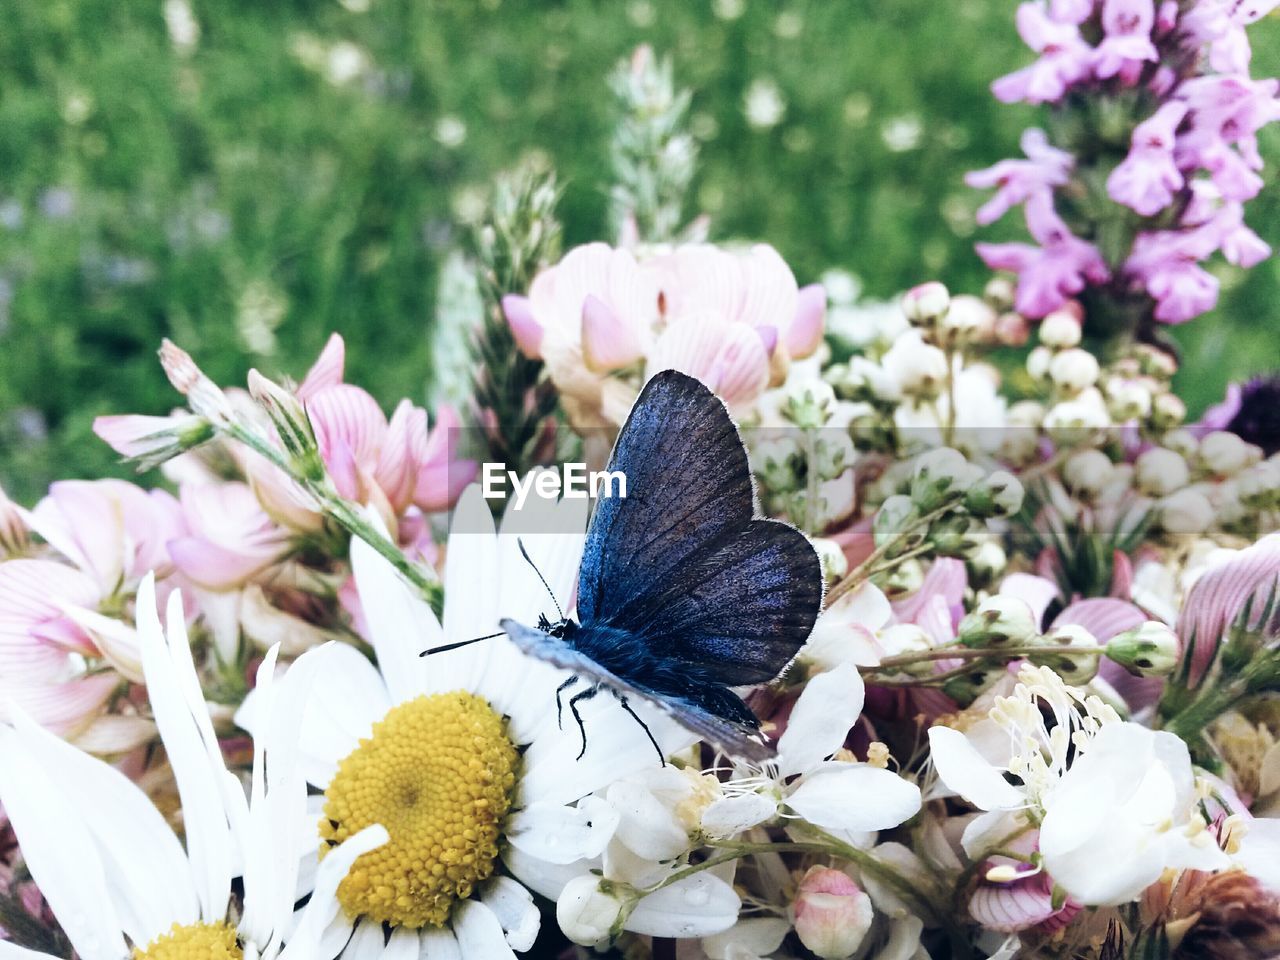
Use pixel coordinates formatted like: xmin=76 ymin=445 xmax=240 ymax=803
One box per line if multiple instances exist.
xmin=499 ymin=369 xmax=824 ymax=762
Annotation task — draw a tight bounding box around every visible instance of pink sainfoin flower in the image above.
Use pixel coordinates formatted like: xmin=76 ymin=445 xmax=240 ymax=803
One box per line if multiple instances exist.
xmin=502 ymin=241 xmax=824 ymax=430
xmin=973 ymin=0 xmax=1278 ymax=329
xmin=976 ymin=193 xmax=1109 ymax=318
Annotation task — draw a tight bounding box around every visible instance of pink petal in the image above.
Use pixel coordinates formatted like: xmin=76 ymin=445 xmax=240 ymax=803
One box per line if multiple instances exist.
xmin=243 ymin=453 xmax=324 ymax=533
xmin=167 ymin=536 xmax=279 ymax=590
xmin=648 ymin=319 xmax=771 ymax=407
xmin=581 ymin=294 xmax=644 ymax=372
xmin=306 ymin=384 xmax=388 ymax=483
xmin=1053 ymin=597 xmax=1148 ymax=642
xmin=787 ymin=284 xmax=827 ymax=359
xmin=503 ymin=294 xmax=545 ymax=360
xmin=738 ymin=244 xmax=800 ymax=330
xmin=894 ymin=558 xmax=967 ymax=625
xmin=375 ymin=400 xmax=418 ymax=514
xmin=28 ymin=481 xmax=126 ymax=593
xmin=0 ymin=674 xmax=118 ymax=736
xmin=92 ymin=414 xmax=181 ymax=458
xmin=968 ymin=877 xmax=1060 ymax=932
xmin=756 ymin=325 xmax=779 ymax=356
xmin=298 ymin=333 xmax=346 ymax=400
xmin=413 ymin=457 xmax=478 ymax=514
xmin=1000 ymin=573 xmax=1061 ymax=629
xmin=1178 ymin=534 xmax=1280 ymax=687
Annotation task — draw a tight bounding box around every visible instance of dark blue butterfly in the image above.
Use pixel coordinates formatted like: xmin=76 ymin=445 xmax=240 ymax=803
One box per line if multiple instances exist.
xmin=499 ymin=369 xmax=824 ymax=761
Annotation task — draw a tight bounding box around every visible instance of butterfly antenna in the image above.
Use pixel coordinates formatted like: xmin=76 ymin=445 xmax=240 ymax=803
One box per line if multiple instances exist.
xmin=517 ymin=537 xmax=564 ymax=621
xmin=420 ymin=631 xmax=505 ymax=657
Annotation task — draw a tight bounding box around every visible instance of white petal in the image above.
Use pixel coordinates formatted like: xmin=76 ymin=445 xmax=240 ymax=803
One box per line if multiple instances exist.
xmin=419 ymin=927 xmax=462 ymax=960
xmin=1236 ymin=817 xmax=1280 ymax=891
xmin=702 ymin=917 xmax=791 ymax=960
xmin=959 ymin=809 xmax=1025 ymax=861
xmin=345 ymin=920 xmax=387 ymax=957
xmin=0 ymin=723 xmax=126 ymax=960
xmin=137 ymin=577 xmax=232 ymax=924
xmin=606 ymin=780 xmax=690 ymax=860
xmin=776 ymin=662 xmax=864 ymax=777
xmin=8 ymin=706 xmax=197 ymax=947
xmin=282 ymin=825 xmax=387 ymax=959
xmin=480 ymin=876 xmax=541 ymax=952
xmin=350 ymin=525 xmax=433 ymax=703
xmin=501 ymin=845 xmax=592 ymax=902
xmin=786 ymin=762 xmax=921 ymax=832
xmin=506 ymin=797 xmax=619 ymax=864
xmin=624 ymin=871 xmax=741 ymax=938
xmin=927 ymin=726 xmax=1024 ymax=811
xmin=452 ymin=901 xmax=516 ymax=960
xmin=0 ymin=943 xmax=58 ymax=960
xmin=700 ymin=793 xmax=777 ymax=839
xmin=384 ymin=928 xmax=420 ymax=960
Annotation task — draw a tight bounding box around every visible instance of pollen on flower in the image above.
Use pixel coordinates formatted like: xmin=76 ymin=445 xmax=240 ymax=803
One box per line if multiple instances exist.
xmin=132 ymin=922 xmax=242 ymax=960
xmin=320 ymin=691 xmax=519 ymax=928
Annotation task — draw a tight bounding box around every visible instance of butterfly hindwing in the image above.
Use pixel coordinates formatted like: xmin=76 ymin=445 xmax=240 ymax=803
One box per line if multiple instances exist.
xmin=576 ymin=370 xmax=754 ymax=624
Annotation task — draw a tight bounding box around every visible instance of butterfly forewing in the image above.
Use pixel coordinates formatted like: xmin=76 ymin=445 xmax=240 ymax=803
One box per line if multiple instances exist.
xmin=576 ymin=370 xmax=754 ymax=624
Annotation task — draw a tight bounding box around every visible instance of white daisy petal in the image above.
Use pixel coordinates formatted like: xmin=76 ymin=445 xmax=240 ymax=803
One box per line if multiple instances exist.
xmin=282 ymin=824 xmax=388 ymax=959
xmin=312 ymin=913 xmax=356 ymax=960
xmin=345 ymin=919 xmax=388 ymax=957
xmin=776 ymin=662 xmax=865 ymax=778
xmin=136 ymin=576 xmax=233 ymax=924
xmin=480 ymin=876 xmax=541 ymax=952
xmin=506 ymin=797 xmax=619 ymax=864
xmin=382 ymin=927 xmax=420 ymax=960
xmin=350 ymin=530 xmax=433 ymax=703
xmin=0 ymin=942 xmax=58 ymax=960
xmin=453 ymin=900 xmax=516 ymax=960
xmin=0 ymin=722 xmax=126 ymax=960
xmin=7 ymin=706 xmax=198 ymax=947
xmin=786 ymin=762 xmax=922 ymax=832
xmin=418 ymin=927 xmax=462 ymax=960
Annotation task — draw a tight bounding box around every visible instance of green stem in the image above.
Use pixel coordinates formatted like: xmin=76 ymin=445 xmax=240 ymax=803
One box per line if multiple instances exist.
xmin=826 ymin=505 xmax=951 ymax=606
xmin=224 ymin=423 xmax=443 ymax=616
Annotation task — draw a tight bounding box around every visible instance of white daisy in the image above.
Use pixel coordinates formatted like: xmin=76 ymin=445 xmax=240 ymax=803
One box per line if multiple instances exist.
xmin=0 ymin=575 xmax=385 ymax=960
xmin=246 ymin=487 xmax=691 ymax=958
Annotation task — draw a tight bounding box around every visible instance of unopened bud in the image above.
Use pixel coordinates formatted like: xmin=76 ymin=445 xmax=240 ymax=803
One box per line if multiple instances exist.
xmin=873 ymin=494 xmax=919 ymax=549
xmin=793 ymin=866 xmax=874 ymax=959
xmin=247 ymin=369 xmax=325 ymax=481
xmin=1030 ymin=624 xmax=1100 ymax=681
xmin=812 ymin=537 xmax=849 ymax=584
xmin=1049 ymin=348 xmax=1100 ymax=394
xmin=902 ymin=281 xmax=951 ymax=326
xmin=1039 ymin=309 xmax=1082 ymax=349
xmin=938 ymin=294 xmax=993 ymax=344
xmin=911 ymin=447 xmax=982 ymax=512
xmin=784 ymin=380 xmax=836 ymax=429
xmin=928 ymin=514 xmax=986 ymax=557
xmin=1135 ymin=447 xmax=1189 ymax=497
xmin=1026 ymin=345 xmax=1053 ymax=382
xmin=159 ymin=339 xmax=236 ymax=425
xmin=881 ymin=557 xmax=924 ymax=598
xmin=556 ymin=876 xmax=636 ymax=947
xmin=967 ymin=539 xmax=1007 ymax=583
xmin=957 ymin=595 xmax=1039 ymax=648
xmin=1106 ymin=378 xmax=1152 ymax=421
xmin=1158 ymin=488 xmax=1215 ymax=534
xmin=1200 ymin=431 xmax=1252 ymax=477
xmin=1163 ymin=428 xmax=1199 ymax=459
xmin=755 ymin=436 xmax=804 ymax=493
xmin=964 ymin=470 xmax=1024 ymax=518
xmin=882 ymin=332 xmax=948 ymax=396
xmin=984 ymin=276 xmax=1015 ymax=311
xmin=93 ymin=412 xmax=215 ymax=471
xmin=1044 ymin=392 xmax=1110 ymax=445
xmin=1106 ymin=621 xmax=1180 ymax=677
xmin=1151 ymin=392 xmax=1187 ymax=429
xmin=994 ymin=311 xmax=1030 ymax=347
xmin=1063 ymin=449 xmax=1115 ymax=498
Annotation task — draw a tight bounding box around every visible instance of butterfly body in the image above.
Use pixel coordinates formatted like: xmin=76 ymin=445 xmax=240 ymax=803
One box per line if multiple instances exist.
xmin=502 ymin=370 xmax=823 ymax=760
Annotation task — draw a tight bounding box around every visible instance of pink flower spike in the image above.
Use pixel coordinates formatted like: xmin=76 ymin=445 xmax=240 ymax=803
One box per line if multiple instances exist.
xmin=297 ymin=332 xmax=346 ymax=401
xmin=581 ymin=294 xmax=645 ymax=372
xmin=787 ymin=284 xmax=827 ymax=359
xmin=1107 ymin=102 xmax=1188 ymax=216
xmin=992 ymin=3 xmax=1093 ymax=104
xmin=1093 ymin=0 xmax=1159 ymax=81
xmin=502 ymin=294 xmax=545 ymax=360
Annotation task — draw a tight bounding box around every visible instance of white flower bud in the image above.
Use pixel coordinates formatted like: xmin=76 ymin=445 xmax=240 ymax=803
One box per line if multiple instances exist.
xmin=845 ymin=356 xmax=902 ymax=403
xmin=965 ymin=470 xmax=1024 ymax=518
xmin=1063 ymin=449 xmax=1115 ymax=498
xmin=1158 ymin=488 xmax=1215 ymax=534
xmin=911 ymin=447 xmax=982 ymax=510
xmin=994 ymin=311 xmax=1030 ymax=346
xmin=557 ymin=876 xmax=636 ymax=947
xmin=939 ymin=294 xmax=994 ymax=341
xmin=1007 ymin=400 xmax=1045 ymax=428
xmin=1106 ymin=378 xmax=1152 ymax=421
xmin=881 ymin=331 xmax=948 ymax=395
xmin=1237 ymin=460 xmax=1280 ymax=507
xmin=1106 ymin=621 xmax=1180 ymax=677
xmin=984 ymin=275 xmax=1015 ymax=311
xmin=812 ymin=537 xmax=849 ymax=583
xmin=1049 ymin=348 xmax=1100 ymax=393
xmin=792 ymin=866 xmax=874 ymax=959
xmin=784 ymin=379 xmax=836 ymax=428
xmin=1134 ymin=447 xmax=1190 ymax=497
xmin=1026 ymin=345 xmax=1053 ymax=382
xmin=1199 ymin=431 xmax=1252 ymax=476
xmin=873 ymin=494 xmax=918 ymax=547
xmin=901 ymin=281 xmax=951 ymax=325
xmin=1039 ymin=309 xmax=1082 ymax=348
xmin=957 ymin=595 xmax=1039 ymax=648
xmin=1044 ymin=390 xmax=1110 ymax=445
xmin=967 ymin=539 xmax=1007 ymax=582
xmin=1032 ymin=623 xmax=1100 ymax=681
xmin=1151 ymin=392 xmax=1186 ymax=429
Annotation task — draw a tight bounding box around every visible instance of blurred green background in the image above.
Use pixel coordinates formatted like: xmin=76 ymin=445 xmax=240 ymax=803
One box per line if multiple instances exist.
xmin=2 ymin=0 xmax=1278 ymax=502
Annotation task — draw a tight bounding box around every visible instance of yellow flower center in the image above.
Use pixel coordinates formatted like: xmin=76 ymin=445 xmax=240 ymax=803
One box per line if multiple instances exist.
xmin=321 ymin=691 xmax=519 ymax=929
xmin=132 ymin=922 xmax=242 ymax=960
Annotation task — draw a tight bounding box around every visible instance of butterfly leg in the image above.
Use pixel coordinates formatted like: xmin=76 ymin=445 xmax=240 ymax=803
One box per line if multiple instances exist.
xmin=555 ymin=675 xmax=579 ymax=730
xmin=568 ymin=684 xmax=601 ymax=760
xmin=610 ymin=690 xmax=666 ymax=768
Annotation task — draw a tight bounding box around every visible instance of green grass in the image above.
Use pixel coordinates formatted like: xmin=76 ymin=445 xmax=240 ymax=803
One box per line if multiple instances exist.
xmin=1 ymin=0 xmax=1277 ymax=502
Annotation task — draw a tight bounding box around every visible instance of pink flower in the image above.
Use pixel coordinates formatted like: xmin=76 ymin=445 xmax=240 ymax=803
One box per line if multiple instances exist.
xmin=167 ymin=482 xmax=287 ymax=590
xmin=92 ymin=412 xmax=213 ymax=468
xmin=0 ymin=559 xmax=118 ymax=736
xmin=976 ymin=194 xmax=1109 ymax=318
xmin=504 ymin=242 xmax=822 ymax=428
xmin=1181 ymin=0 xmax=1280 ymax=73
xmin=1049 ymin=0 xmax=1095 ymax=23
xmin=966 ymin=128 xmax=1074 ymax=225
xmin=992 ymin=3 xmax=1095 ymax=104
xmin=1107 ymin=102 xmax=1188 ymax=215
xmin=792 ymin=866 xmax=874 ymax=958
xmin=23 ymin=479 xmax=185 ymax=595
xmin=1093 ymin=0 xmax=1159 ymax=81
xmin=968 ymin=833 xmax=1083 ymax=934
xmin=1125 ymin=227 xmax=1221 ymax=323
